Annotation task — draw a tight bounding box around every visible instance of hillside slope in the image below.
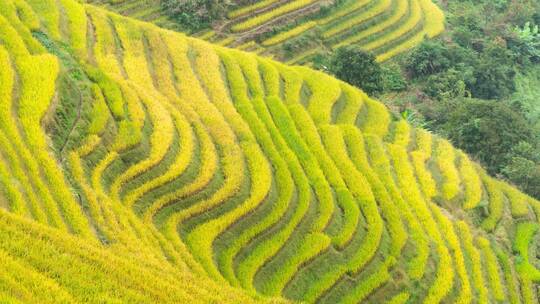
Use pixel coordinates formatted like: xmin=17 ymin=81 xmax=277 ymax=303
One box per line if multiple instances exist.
xmin=87 ymin=0 xmax=445 ymax=64
xmin=0 ymin=0 xmax=539 ymax=303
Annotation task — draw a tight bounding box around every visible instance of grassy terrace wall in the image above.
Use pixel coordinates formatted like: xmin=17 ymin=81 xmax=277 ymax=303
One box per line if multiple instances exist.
xmin=0 ymin=0 xmax=538 ymax=303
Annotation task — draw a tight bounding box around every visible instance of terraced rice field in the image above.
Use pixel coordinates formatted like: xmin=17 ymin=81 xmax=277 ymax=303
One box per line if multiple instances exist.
xmin=86 ymin=0 xmax=176 ymax=29
xmin=87 ymin=0 xmax=444 ymax=63
xmin=0 ymin=0 xmax=539 ymax=303
xmin=223 ymin=0 xmax=444 ymax=63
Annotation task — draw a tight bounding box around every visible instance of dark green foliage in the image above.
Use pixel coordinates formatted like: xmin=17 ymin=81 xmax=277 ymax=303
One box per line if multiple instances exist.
xmin=502 ymin=142 xmax=540 ymax=198
xmin=405 ymin=41 xmax=452 ymax=77
xmin=432 ymin=99 xmax=533 ymax=175
xmin=508 ymin=22 xmax=540 ymax=64
xmin=329 ymin=48 xmax=383 ymax=95
xmin=381 ymin=65 xmax=407 ymax=92
xmin=470 ymin=46 xmax=516 ymax=99
xmin=423 ymin=68 xmax=469 ymax=99
xmin=160 ymin=0 xmax=229 ymax=33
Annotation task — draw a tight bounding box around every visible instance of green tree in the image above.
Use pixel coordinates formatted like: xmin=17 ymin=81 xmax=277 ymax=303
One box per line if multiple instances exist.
xmin=434 ymin=99 xmax=533 ymax=174
xmin=502 ymin=142 xmax=540 ymax=198
xmin=468 ymin=45 xmax=516 ymax=99
xmin=405 ymin=41 xmax=451 ymax=78
xmin=329 ymin=48 xmax=383 ymax=95
xmin=423 ymin=68 xmax=471 ymax=99
xmin=510 ymin=22 xmax=540 ymax=63
xmin=161 ymin=0 xmax=229 ymax=33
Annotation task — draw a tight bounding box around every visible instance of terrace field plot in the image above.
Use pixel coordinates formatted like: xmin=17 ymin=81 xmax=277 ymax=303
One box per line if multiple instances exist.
xmin=0 ymin=0 xmax=539 ymax=303
xmin=200 ymin=0 xmax=445 ymax=64
xmin=85 ymin=0 xmax=444 ymax=64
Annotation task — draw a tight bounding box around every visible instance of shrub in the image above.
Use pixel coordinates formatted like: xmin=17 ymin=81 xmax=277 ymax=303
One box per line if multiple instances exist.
xmin=437 ymin=99 xmax=533 ymax=175
xmin=161 ymin=0 xmax=228 ymax=33
xmin=406 ymin=40 xmax=452 ymax=77
xmin=329 ymin=48 xmax=383 ymax=95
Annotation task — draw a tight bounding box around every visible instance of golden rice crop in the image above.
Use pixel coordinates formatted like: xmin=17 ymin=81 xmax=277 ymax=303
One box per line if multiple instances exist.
xmin=335 ymin=83 xmax=366 ymax=125
xmin=342 ymin=126 xmax=407 ymax=255
xmin=429 ymin=204 xmax=472 ymax=304
xmin=457 ymin=221 xmax=489 ymax=304
xmin=392 ymin=120 xmax=411 ymax=147
xmin=58 ymin=0 xmax=87 ymax=57
xmin=318 ymin=0 xmax=372 ymax=25
xmin=364 ymin=0 xmax=423 ymax=52
xmin=231 ymin=0 xmax=316 ymax=32
xmin=1 ymin=1 xmax=539 ymax=303
xmin=233 ymin=97 xmax=312 ymax=294
xmin=228 ymin=0 xmax=280 ymax=19
xmin=435 ymin=139 xmax=460 ymax=201
xmin=479 ymin=168 xmax=505 ymax=232
xmin=358 ymin=98 xmax=391 ymax=137
xmin=109 ymin=91 xmax=175 ymax=202
xmin=478 ymin=238 xmax=505 ymax=301
xmin=259 ymin=232 xmax=331 ymax=296
xmin=122 ymin=109 xmax=194 ymax=207
xmin=389 ymin=143 xmax=455 ymax=301
xmin=25 ymin=0 xmax=61 ymax=39
xmin=187 ymin=141 xmax=271 ymax=283
xmin=17 ymin=53 xmax=92 ymax=237
xmin=262 ymin=21 xmax=316 ymax=46
xmin=87 ymin=85 xmax=110 ymax=135
xmin=458 ymin=151 xmax=483 ymax=209
xmin=364 ymin=135 xmax=429 ymax=279
xmin=337 ymin=0 xmax=408 ymax=46
xmin=324 ymin=0 xmax=392 ymax=39
xmin=0 ymin=0 xmax=44 ymax=54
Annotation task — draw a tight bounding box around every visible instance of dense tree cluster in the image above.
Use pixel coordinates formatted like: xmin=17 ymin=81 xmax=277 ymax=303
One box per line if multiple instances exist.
xmin=160 ymin=0 xmax=231 ymax=33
